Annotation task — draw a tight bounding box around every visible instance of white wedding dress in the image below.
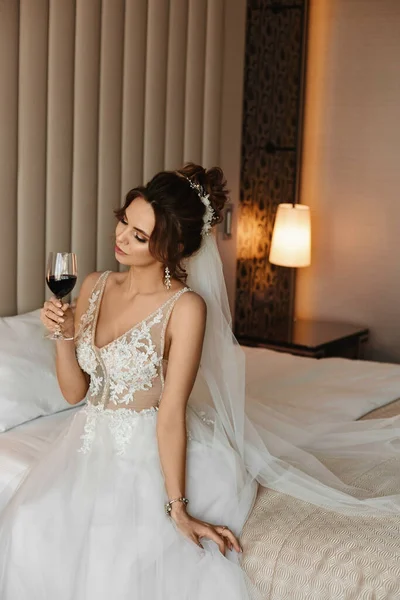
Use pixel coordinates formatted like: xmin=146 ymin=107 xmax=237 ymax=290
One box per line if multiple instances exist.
xmin=0 ymin=270 xmax=260 ymax=600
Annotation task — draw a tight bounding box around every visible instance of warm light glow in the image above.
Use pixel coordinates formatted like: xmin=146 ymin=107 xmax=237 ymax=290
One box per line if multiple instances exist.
xmin=269 ymin=203 xmax=311 ymax=267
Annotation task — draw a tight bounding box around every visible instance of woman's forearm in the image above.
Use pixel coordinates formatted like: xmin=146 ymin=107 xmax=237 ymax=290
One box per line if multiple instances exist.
xmin=157 ymin=413 xmax=187 ymax=506
xmin=55 ymin=340 xmax=89 ymax=405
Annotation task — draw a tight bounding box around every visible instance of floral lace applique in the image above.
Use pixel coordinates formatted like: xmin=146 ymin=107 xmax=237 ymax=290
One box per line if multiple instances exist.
xmin=197 ymin=410 xmax=215 ymax=427
xmin=100 ymin=311 xmax=164 ymax=406
xmin=78 ymin=403 xmax=159 ymax=455
xmin=185 ymin=410 xmax=215 ymax=442
xmin=75 ymin=288 xmax=103 ymax=392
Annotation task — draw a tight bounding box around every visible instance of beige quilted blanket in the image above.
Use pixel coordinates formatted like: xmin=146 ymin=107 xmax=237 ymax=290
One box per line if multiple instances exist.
xmin=241 ymin=403 xmax=400 ymax=599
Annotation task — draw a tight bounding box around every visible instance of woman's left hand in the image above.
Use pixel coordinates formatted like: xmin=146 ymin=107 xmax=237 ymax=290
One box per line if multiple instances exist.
xmin=170 ymin=506 xmax=242 ymax=555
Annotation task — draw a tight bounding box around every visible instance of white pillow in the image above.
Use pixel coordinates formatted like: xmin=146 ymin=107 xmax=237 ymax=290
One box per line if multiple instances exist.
xmin=0 ymin=309 xmax=77 ymax=432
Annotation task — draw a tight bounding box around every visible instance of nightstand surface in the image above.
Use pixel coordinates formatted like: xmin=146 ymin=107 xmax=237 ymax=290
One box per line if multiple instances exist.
xmin=238 ymin=319 xmax=369 ymax=359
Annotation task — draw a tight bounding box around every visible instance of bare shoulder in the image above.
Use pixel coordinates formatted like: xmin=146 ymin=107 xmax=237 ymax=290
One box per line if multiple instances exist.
xmin=169 ymin=289 xmax=207 ymax=330
xmin=78 ymin=271 xmax=104 ymax=299
xmin=83 ymin=270 xmax=103 ymax=286
xmin=177 ymin=288 xmax=206 ymax=311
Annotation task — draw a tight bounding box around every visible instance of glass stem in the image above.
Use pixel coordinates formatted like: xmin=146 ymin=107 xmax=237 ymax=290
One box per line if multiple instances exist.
xmin=54 ymin=296 xmax=63 ymax=338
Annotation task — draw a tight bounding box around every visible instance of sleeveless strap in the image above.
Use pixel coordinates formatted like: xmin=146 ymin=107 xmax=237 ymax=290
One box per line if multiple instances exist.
xmin=161 ymin=287 xmax=192 ymax=343
xmin=74 ymin=271 xmax=110 ymax=342
xmin=89 ymin=271 xmax=110 ymax=299
xmin=159 ymin=287 xmax=192 ymax=394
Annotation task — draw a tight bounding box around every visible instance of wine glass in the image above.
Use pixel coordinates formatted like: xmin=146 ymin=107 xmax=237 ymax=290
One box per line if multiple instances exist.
xmin=45 ymin=252 xmax=78 ymax=341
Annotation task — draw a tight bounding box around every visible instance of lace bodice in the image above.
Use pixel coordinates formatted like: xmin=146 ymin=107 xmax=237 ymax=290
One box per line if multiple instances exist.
xmin=75 ymin=271 xmax=191 ymax=413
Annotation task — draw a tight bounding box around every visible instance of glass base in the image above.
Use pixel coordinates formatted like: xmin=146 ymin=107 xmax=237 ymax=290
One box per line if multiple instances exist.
xmin=44 ymin=329 xmax=74 ymax=341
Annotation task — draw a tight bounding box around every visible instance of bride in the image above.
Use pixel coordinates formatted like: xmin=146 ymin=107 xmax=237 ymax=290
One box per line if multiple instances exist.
xmin=0 ymin=163 xmax=399 ymax=599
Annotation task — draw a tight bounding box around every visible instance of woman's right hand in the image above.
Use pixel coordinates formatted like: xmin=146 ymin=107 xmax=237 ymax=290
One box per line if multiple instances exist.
xmin=40 ymin=297 xmax=75 ymax=339
xmin=170 ymin=505 xmax=243 ymax=555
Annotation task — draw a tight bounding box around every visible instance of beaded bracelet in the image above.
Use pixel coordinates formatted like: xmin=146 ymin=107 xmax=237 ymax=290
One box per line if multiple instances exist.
xmin=165 ymin=496 xmax=189 ymax=516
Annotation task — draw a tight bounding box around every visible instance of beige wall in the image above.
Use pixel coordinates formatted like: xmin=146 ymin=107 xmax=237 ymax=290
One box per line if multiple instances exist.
xmin=296 ymin=0 xmax=400 ymax=363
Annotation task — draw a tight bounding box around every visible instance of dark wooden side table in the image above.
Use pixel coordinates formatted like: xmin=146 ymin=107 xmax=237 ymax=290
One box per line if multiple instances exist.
xmin=237 ymin=319 xmax=369 ymax=359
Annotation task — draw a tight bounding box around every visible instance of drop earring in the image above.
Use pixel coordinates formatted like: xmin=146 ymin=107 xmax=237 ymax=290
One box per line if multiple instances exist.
xmin=164 ymin=266 xmax=171 ymax=290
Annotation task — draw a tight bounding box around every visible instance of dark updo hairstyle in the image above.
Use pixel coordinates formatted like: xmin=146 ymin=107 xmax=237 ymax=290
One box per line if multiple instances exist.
xmin=114 ymin=163 xmax=229 ymax=281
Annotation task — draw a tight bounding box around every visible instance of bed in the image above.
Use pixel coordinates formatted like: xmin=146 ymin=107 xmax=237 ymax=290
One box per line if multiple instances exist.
xmin=240 ymin=398 xmax=400 ymax=599
xmin=1 ymin=311 xmax=400 ymax=598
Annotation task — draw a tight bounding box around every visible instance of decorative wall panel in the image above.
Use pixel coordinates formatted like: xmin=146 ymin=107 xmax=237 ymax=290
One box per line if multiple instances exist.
xmin=235 ymin=0 xmax=308 ymax=340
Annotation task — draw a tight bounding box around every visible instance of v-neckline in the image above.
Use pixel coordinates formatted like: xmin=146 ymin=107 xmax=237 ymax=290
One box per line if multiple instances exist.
xmin=92 ymin=271 xmax=189 ymax=352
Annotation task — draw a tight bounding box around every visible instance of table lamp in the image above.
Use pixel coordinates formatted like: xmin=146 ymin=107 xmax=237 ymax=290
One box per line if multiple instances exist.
xmin=269 ymin=203 xmax=311 ymax=268
xmin=269 ymin=203 xmax=311 ymax=333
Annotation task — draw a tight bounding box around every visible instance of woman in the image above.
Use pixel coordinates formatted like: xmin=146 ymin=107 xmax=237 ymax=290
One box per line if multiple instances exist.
xmin=0 ymin=164 xmax=259 ymax=600
xmin=0 ymin=163 xmax=399 ymax=599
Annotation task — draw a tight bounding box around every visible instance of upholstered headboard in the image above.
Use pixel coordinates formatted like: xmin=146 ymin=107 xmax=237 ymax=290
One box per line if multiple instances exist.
xmin=0 ymin=0 xmax=245 ymax=318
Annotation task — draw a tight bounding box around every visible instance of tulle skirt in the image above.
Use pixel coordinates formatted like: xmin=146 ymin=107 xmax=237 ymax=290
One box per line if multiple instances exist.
xmin=0 ymin=403 xmax=259 ymax=600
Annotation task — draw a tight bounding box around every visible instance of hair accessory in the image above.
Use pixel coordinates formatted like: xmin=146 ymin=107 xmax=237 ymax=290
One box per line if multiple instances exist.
xmin=165 ymin=496 xmax=189 ymax=516
xmin=182 ymin=175 xmax=215 ymax=236
xmin=164 ymin=266 xmax=171 ymax=290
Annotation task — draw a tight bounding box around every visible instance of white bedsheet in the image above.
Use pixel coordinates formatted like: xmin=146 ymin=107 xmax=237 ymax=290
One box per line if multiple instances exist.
xmin=243 ymin=346 xmax=400 ymax=423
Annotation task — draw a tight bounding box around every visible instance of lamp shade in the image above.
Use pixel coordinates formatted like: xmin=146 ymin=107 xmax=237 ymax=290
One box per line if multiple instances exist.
xmin=269 ymin=203 xmax=311 ymax=267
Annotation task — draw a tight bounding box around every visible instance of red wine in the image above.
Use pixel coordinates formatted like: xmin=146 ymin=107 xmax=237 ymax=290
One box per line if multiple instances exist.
xmin=46 ymin=275 xmax=77 ymax=299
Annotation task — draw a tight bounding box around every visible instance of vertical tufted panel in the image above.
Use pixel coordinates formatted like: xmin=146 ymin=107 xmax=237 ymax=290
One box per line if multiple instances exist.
xmin=202 ymin=0 xmax=224 ymax=168
xmin=164 ymin=0 xmax=188 ymax=171
xmin=17 ymin=0 xmax=49 ymax=314
xmin=71 ymin=0 xmax=101 ymax=291
xmin=121 ymin=0 xmax=148 ymax=198
xmin=97 ymin=0 xmax=124 ymax=272
xmin=0 ymin=0 xmax=19 ymax=314
xmin=183 ymin=0 xmax=207 ymax=164
xmin=45 ymin=0 xmax=75 ymax=297
xmin=143 ymin=0 xmax=170 ymax=182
